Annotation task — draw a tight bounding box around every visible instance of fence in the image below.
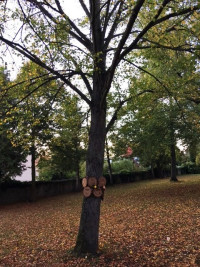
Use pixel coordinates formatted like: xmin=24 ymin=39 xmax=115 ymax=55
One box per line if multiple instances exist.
xmin=0 ymin=168 xmax=188 ymax=205
xmin=0 ymin=179 xmax=81 ymax=205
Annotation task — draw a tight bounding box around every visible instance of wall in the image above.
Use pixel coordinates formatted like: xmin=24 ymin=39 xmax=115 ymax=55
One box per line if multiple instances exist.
xmin=0 ymin=179 xmax=81 ymax=205
xmin=1 ymin=169 xmax=181 ymax=205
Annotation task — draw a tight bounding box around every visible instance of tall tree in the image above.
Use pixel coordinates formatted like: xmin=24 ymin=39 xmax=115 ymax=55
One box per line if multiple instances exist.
xmin=5 ymin=61 xmax=63 ymax=199
xmin=38 ymin=95 xmax=86 ymax=189
xmin=0 ymin=0 xmax=200 ymax=254
xmin=0 ymin=67 xmax=27 ymax=182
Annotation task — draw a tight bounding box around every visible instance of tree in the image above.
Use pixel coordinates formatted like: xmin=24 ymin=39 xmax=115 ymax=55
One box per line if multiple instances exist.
xmin=0 ymin=0 xmax=200 ymax=254
xmin=38 ymin=95 xmax=86 ymax=189
xmin=113 ymin=43 xmax=200 ymax=181
xmin=0 ymin=132 xmax=27 ymax=182
xmin=0 ymin=67 xmax=27 ymax=182
xmin=10 ymin=61 xmax=63 ymax=200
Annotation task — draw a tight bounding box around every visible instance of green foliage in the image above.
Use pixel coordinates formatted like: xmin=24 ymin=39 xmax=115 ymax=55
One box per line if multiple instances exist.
xmin=196 ymin=154 xmax=200 ymax=166
xmin=36 ymin=157 xmax=56 ymax=181
xmin=0 ymin=66 xmax=27 ymax=182
xmin=0 ymin=132 xmax=27 ymax=182
xmin=10 ymin=61 xmax=60 ymax=149
xmin=110 ymin=36 xmax=200 ymax=175
xmin=37 ymin=95 xmax=86 ymax=181
xmin=181 ymin=161 xmax=200 ymax=174
xmin=103 ymin=159 xmax=144 ymax=175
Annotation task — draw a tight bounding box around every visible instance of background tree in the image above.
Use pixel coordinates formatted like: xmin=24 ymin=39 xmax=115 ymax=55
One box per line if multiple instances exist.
xmin=112 ymin=42 xmax=200 ymax=181
xmin=6 ymin=61 xmax=64 ymax=199
xmin=0 ymin=0 xmax=200 ymax=254
xmin=0 ymin=66 xmax=27 ymax=182
xmin=38 ymin=95 xmax=86 ymax=190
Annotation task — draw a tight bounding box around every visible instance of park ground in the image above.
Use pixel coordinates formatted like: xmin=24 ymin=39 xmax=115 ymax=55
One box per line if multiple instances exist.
xmin=0 ymin=174 xmax=200 ymax=267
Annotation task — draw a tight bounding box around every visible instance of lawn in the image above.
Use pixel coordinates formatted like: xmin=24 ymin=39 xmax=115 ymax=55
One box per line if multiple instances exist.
xmin=0 ymin=175 xmax=200 ymax=266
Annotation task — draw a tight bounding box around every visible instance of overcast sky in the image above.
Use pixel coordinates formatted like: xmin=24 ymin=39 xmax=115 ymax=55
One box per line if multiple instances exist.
xmin=2 ymin=0 xmax=85 ymax=79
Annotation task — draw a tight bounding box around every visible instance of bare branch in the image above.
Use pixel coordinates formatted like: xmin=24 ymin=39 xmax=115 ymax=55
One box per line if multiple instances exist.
xmin=79 ymin=0 xmax=90 ymax=18
xmin=112 ymin=0 xmax=145 ymax=66
xmin=0 ymin=36 xmax=91 ymax=106
xmin=139 ymin=38 xmax=200 ymax=52
xmin=103 ymin=1 xmax=123 ymax=48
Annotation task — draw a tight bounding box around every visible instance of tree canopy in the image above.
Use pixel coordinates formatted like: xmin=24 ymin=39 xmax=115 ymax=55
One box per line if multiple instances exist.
xmin=0 ymin=67 xmax=27 ymax=182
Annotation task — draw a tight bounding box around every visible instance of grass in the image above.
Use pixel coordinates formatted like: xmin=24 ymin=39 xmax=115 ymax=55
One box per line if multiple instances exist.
xmin=0 ymin=174 xmax=200 ymax=266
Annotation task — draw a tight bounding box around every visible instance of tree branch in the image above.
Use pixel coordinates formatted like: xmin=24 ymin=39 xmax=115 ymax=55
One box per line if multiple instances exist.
xmin=79 ymin=0 xmax=90 ymax=18
xmin=0 ymin=36 xmax=91 ymax=106
xmin=2 ymin=76 xmax=57 ymax=116
xmin=124 ymin=58 xmax=172 ymax=96
xmin=112 ymin=0 xmax=145 ymax=67
xmin=104 ymin=1 xmax=124 ymax=49
xmin=26 ymin=0 xmax=92 ymax=52
xmin=120 ymin=3 xmax=200 ymax=61
xmin=138 ymin=38 xmax=200 ymax=52
xmin=17 ymin=0 xmax=55 ymax=66
xmin=106 ymin=97 xmax=131 ymax=133
xmin=106 ymin=87 xmax=154 ymax=133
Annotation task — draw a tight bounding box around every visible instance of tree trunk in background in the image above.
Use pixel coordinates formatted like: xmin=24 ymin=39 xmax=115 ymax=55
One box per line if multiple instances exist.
xmin=105 ymin=138 xmax=113 ymax=185
xmin=75 ymin=143 xmax=80 ymax=191
xmin=74 ymin=101 xmax=106 ymax=254
xmin=170 ymin=125 xmax=178 ymax=182
xmin=75 ymin=166 xmax=80 ymax=191
xmin=30 ymin=144 xmax=36 ymax=201
xmin=151 ymin=162 xmax=155 ymax=179
xmin=189 ymin=141 xmax=197 ymax=163
xmin=170 ymin=142 xmax=178 ymax=182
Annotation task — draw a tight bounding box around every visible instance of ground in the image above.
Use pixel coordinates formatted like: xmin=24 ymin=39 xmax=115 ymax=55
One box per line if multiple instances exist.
xmin=0 ymin=174 xmax=200 ymax=266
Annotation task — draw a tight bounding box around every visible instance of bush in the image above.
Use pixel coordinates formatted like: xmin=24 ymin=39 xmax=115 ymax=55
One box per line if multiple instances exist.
xmin=196 ymin=154 xmax=200 ymax=166
xmin=104 ymin=159 xmax=135 ymax=175
xmin=180 ymin=161 xmax=200 ymax=174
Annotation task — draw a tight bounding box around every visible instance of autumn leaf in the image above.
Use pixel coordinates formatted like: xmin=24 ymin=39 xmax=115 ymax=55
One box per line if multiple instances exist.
xmin=0 ymin=174 xmax=200 ymax=266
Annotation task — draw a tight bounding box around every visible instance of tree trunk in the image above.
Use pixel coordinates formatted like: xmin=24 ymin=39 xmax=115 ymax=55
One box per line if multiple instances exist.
xmin=75 ymin=167 xmax=80 ymax=191
xmin=189 ymin=141 xmax=197 ymax=163
xmin=30 ymin=144 xmax=36 ymax=201
xmin=74 ymin=101 xmax=106 ymax=254
xmin=75 ymin=143 xmax=80 ymax=191
xmin=170 ymin=142 xmax=178 ymax=182
xmin=170 ymin=124 xmax=178 ymax=182
xmin=151 ymin=162 xmax=155 ymax=179
xmin=105 ymin=138 xmax=113 ymax=185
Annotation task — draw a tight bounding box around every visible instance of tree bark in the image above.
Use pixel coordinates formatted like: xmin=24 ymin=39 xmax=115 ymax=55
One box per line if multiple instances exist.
xmin=105 ymin=138 xmax=113 ymax=185
xmin=74 ymin=99 xmax=106 ymax=254
xmin=170 ymin=142 xmax=178 ymax=182
xmin=30 ymin=143 xmax=36 ymax=201
xmin=170 ymin=125 xmax=178 ymax=182
xmin=75 ymin=165 xmax=80 ymax=191
xmin=75 ymin=143 xmax=80 ymax=191
xmin=151 ymin=162 xmax=155 ymax=179
xmin=189 ymin=141 xmax=197 ymax=163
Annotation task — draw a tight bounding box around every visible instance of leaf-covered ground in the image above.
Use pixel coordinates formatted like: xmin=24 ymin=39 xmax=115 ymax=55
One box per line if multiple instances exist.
xmin=0 ymin=175 xmax=200 ymax=266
